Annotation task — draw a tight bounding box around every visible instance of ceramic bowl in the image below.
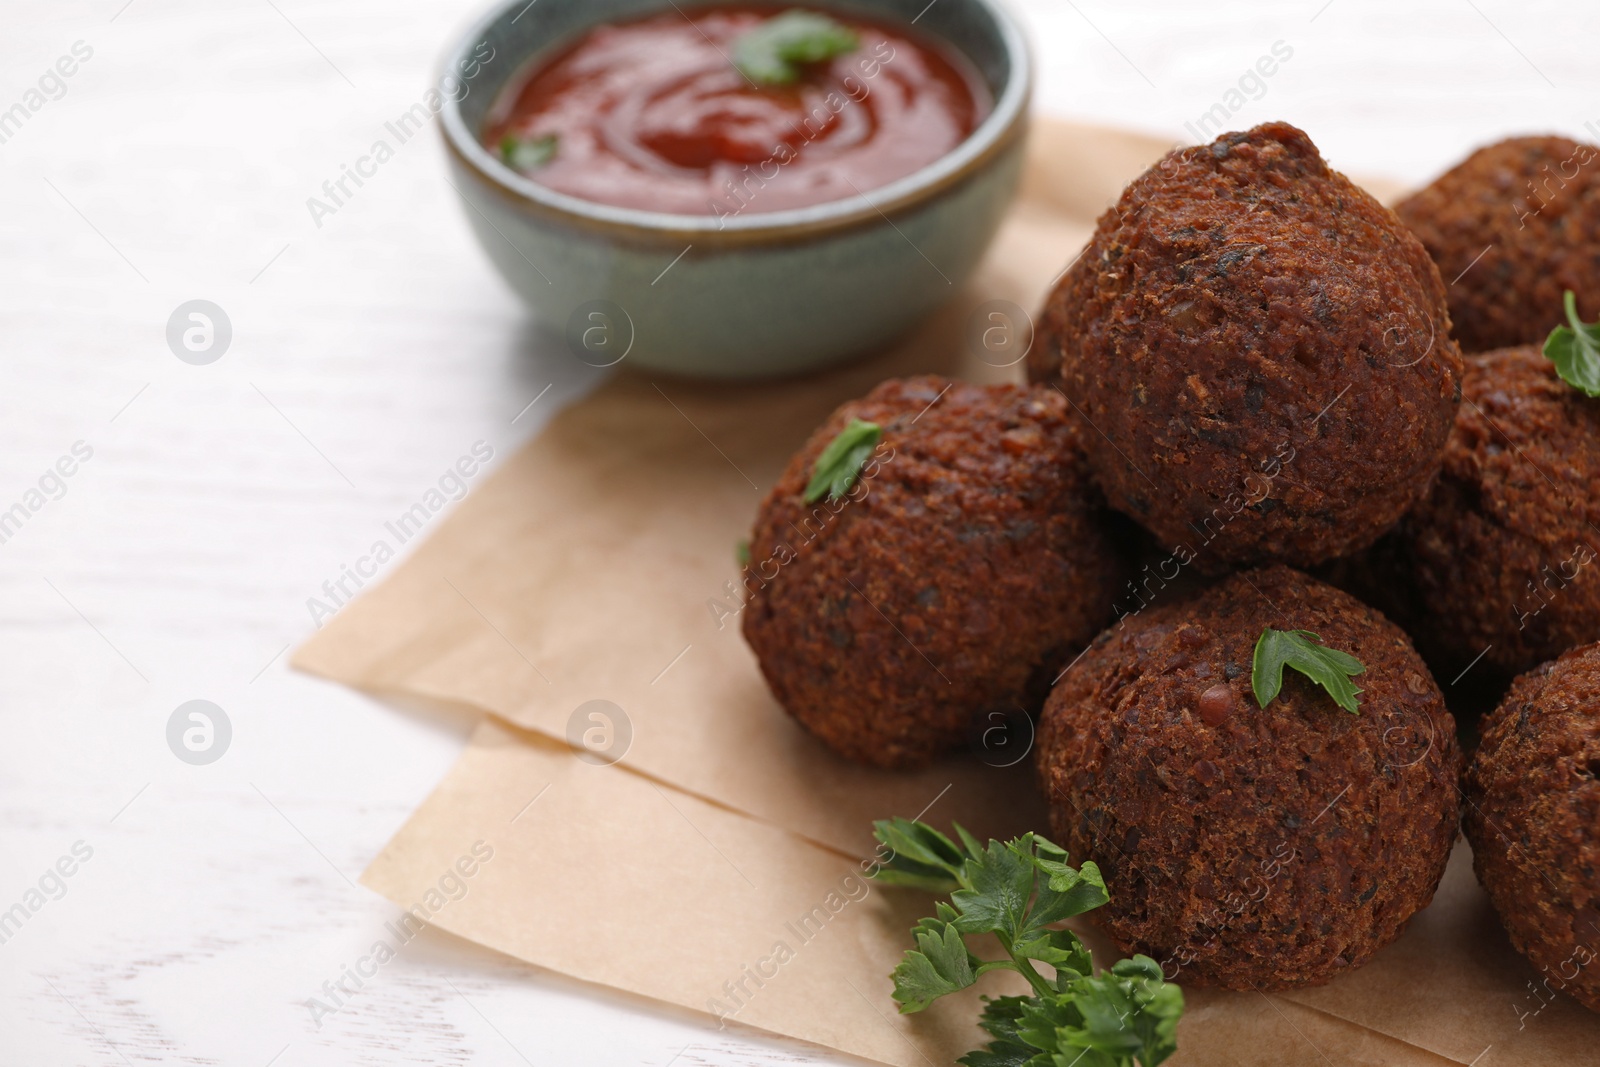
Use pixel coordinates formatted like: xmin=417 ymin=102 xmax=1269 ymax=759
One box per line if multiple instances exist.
xmin=439 ymin=0 xmax=1031 ymax=379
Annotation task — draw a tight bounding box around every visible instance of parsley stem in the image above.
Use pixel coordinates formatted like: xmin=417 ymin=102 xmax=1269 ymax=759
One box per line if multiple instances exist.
xmin=998 ymin=933 xmax=1056 ymax=998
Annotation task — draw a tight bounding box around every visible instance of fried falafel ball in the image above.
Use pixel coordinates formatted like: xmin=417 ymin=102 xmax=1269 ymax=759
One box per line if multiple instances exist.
xmin=1395 ymin=135 xmax=1600 ymax=353
xmin=1025 ymin=315 xmax=1065 ymax=386
xmin=1037 ymin=122 xmax=1463 ymax=568
xmin=742 ymin=376 xmax=1124 ymax=769
xmin=1365 ymin=346 xmax=1600 ymax=680
xmin=1037 ymin=565 xmax=1460 ymax=990
xmin=1316 ymin=535 xmax=1513 ymax=729
xmin=1464 ymin=642 xmax=1600 ymax=1014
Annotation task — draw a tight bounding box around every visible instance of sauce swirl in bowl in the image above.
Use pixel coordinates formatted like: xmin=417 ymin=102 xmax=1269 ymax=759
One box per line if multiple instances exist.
xmin=482 ymin=7 xmax=990 ymax=216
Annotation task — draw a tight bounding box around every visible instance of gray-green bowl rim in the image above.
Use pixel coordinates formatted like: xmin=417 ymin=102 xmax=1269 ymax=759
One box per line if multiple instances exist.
xmin=437 ymin=0 xmax=1033 ymax=244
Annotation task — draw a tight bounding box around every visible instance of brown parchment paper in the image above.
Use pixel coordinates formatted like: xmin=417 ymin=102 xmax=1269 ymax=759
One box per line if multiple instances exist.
xmin=299 ymin=118 xmax=1600 ymax=1063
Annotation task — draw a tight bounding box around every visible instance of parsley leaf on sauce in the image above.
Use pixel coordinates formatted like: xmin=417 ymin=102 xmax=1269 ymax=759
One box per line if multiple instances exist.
xmin=733 ymin=11 xmax=859 ymax=86
xmin=500 ymin=133 xmax=558 ymax=172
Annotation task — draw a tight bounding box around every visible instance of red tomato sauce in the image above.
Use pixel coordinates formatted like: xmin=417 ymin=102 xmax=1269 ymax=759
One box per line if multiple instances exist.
xmin=482 ymin=7 xmax=991 ymax=216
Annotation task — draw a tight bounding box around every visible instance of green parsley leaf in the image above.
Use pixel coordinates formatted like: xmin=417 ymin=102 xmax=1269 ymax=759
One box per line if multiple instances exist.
xmin=872 ymin=819 xmax=1184 ymax=1067
xmin=803 ymin=418 xmax=882 ymax=504
xmin=960 ymin=996 xmax=1038 ymax=1067
xmin=949 ymin=837 xmax=1036 ymax=939
xmin=1251 ymin=628 xmax=1365 ymax=714
xmin=1017 ymin=858 xmax=1108 ymax=937
xmin=891 ymin=918 xmax=980 ymax=1011
xmin=1050 ymin=961 xmax=1185 ymax=1066
xmin=984 ymin=961 xmax=1180 ymax=1067
xmin=871 ymin=816 xmax=968 ymax=892
xmin=735 ymin=538 xmax=751 ymax=567
xmin=500 ymin=133 xmax=558 ymax=172
xmin=732 ymin=10 xmax=859 ymax=86
xmin=1009 ymin=928 xmax=1093 ymax=977
xmin=1543 ymin=290 xmax=1600 ymax=397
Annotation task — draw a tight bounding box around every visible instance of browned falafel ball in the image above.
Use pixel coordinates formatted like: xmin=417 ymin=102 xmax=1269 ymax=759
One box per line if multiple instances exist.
xmin=742 ymin=376 xmax=1124 ymax=769
xmin=1377 ymin=346 xmax=1600 ymax=679
xmin=1025 ymin=310 xmax=1066 ymax=386
xmin=1038 ymin=121 xmax=1463 ymax=568
xmin=1395 ymin=135 xmax=1600 ymax=353
xmin=1314 ymin=537 xmax=1514 ymax=728
xmin=1036 ymin=565 xmax=1460 ymax=990
xmin=1463 ymin=642 xmax=1600 ymax=1014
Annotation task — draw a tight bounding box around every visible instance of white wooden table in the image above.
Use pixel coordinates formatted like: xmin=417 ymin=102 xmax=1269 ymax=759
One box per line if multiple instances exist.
xmin=2 ymin=1 xmax=1593 ymax=1063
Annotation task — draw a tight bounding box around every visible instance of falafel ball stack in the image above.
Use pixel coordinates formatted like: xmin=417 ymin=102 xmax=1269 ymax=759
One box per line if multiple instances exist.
xmin=740 ymin=120 xmax=1600 ymax=1011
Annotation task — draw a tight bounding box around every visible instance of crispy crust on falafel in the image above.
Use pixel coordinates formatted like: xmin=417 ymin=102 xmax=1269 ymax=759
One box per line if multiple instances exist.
xmin=1396 ymin=135 xmax=1600 ymax=353
xmin=1464 ymin=642 xmax=1600 ymax=1013
xmin=1038 ymin=121 xmax=1463 ymax=568
xmin=1376 ymin=346 xmax=1600 ymax=678
xmin=743 ymin=376 xmax=1124 ymax=768
xmin=1037 ymin=565 xmax=1460 ymax=989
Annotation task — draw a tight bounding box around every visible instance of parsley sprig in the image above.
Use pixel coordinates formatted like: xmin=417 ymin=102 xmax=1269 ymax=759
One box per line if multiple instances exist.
xmin=872 ymin=818 xmax=1184 ymax=1067
xmin=1543 ymin=290 xmax=1600 ymax=397
xmin=803 ymin=418 xmax=881 ymax=503
xmin=733 ymin=10 xmax=859 ymax=85
xmin=1251 ymin=628 xmax=1365 ymax=714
